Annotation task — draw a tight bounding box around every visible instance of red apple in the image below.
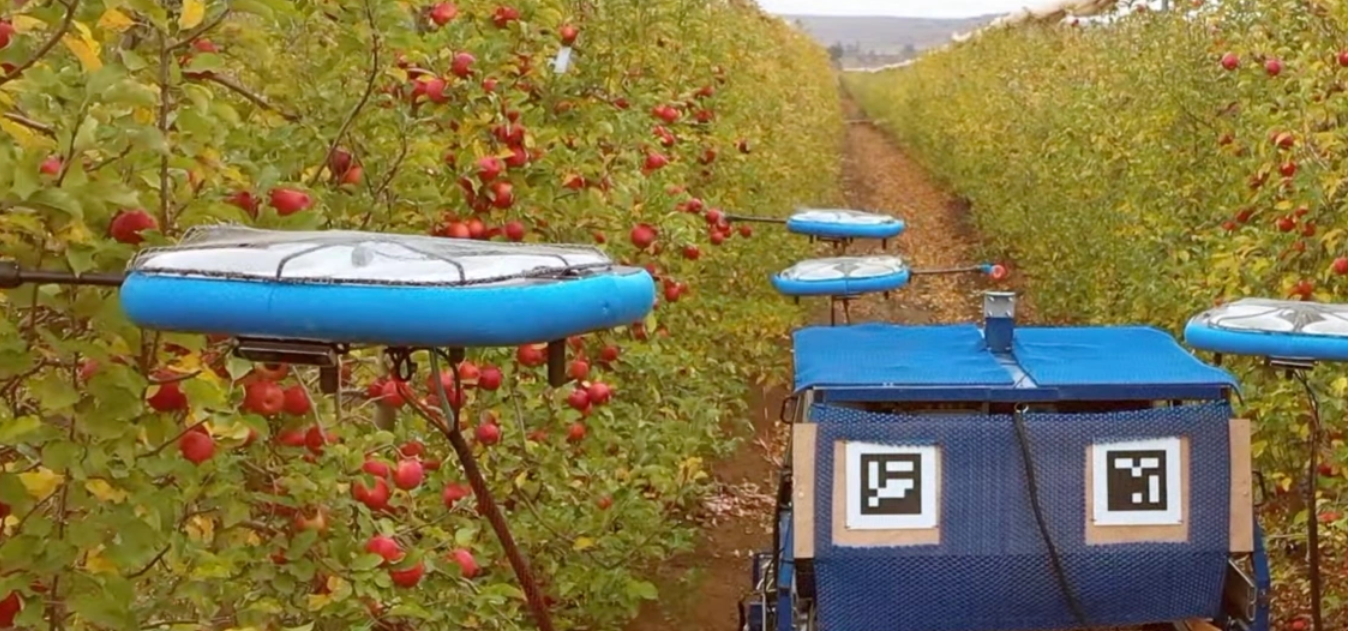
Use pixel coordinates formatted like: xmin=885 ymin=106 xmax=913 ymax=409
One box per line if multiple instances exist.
xmin=227 ymin=190 xmax=260 ymax=217
xmin=630 ymin=223 xmax=657 ymax=249
xmin=282 ymin=385 xmax=311 ymax=416
xmin=567 ymin=359 xmax=589 ymax=381
xmin=599 ymin=345 xmax=620 ymax=364
xmin=566 ymin=422 xmax=586 ymax=443
xmin=492 ymin=6 xmax=520 ymax=28
xmin=566 ymin=388 xmax=590 ymax=411
xmin=443 ymin=482 xmax=472 ymax=507
xmin=1280 ymin=161 xmax=1297 ymax=178
xmin=389 ymin=561 xmax=425 ymax=588
xmin=478 ymin=365 xmax=503 ymax=390
xmin=392 ymin=459 xmax=424 ymax=490
xmin=1265 ymin=58 xmax=1282 ymax=76
xmin=0 ymin=591 xmax=19 ymax=628
xmin=643 ymin=152 xmax=669 ymax=171
xmin=363 ymin=458 xmax=391 ymax=478
xmin=366 ymin=535 xmax=403 ymax=564
xmin=504 ymin=220 xmax=526 ymax=242
xmin=451 ymin=52 xmax=475 ymax=78
xmin=180 ymin=431 xmax=215 ymax=465
xmin=587 ymin=382 xmax=612 ymax=405
xmin=475 ymin=421 xmax=501 ymax=445
xmin=1334 ymin=258 xmax=1348 ymax=275
xmin=352 ymin=476 xmax=391 ymax=510
xmin=270 ymin=187 xmax=312 ymax=216
xmin=477 ymin=156 xmax=504 ymax=182
xmin=683 ymin=245 xmax=700 ymax=260
xmin=559 ymin=23 xmax=580 ymax=45
xmin=39 ymin=156 xmax=61 ymax=176
xmin=449 ymin=548 xmax=479 ymax=578
xmin=147 ymin=378 xmax=189 ymax=412
xmin=489 ymin=181 xmax=514 ymax=209
xmin=516 ymin=344 xmax=546 ymax=367
xmin=0 ymin=20 xmax=15 ymax=50
xmin=1220 ymin=52 xmax=1238 ymax=70
xmin=244 ymin=380 xmax=286 ymax=416
xmin=428 ymin=2 xmax=458 ymax=26
xmin=378 ymin=380 xmax=406 ymax=408
xmin=109 ymin=209 xmax=158 ymax=245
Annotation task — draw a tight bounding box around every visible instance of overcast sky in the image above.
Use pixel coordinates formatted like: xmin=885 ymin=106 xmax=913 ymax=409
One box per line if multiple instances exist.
xmin=755 ymin=0 xmax=1039 ymax=18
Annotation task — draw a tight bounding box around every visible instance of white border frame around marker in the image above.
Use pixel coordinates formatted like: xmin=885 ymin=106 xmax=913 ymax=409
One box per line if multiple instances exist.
xmin=1091 ymin=436 xmax=1183 ymax=527
xmin=844 ymin=442 xmax=938 ymax=530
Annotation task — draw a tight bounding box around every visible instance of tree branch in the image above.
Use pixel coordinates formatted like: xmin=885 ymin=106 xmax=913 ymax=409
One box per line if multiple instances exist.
xmin=191 ymin=73 xmax=300 ymax=122
xmin=308 ymin=0 xmax=381 ymax=187
xmin=157 ymin=32 xmax=173 ymax=231
xmin=3 ymin=112 xmax=54 ymax=136
xmin=0 ymin=0 xmax=81 ymax=89
xmin=167 ymin=9 xmax=232 ymax=51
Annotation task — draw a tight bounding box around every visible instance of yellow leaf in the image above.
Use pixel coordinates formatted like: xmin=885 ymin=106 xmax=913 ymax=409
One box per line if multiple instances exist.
xmin=59 ymin=221 xmax=94 ymax=245
xmin=0 ymin=119 xmax=50 ymax=150
xmin=513 ymin=470 xmax=529 ymax=489
xmin=83 ymin=547 xmax=119 ymax=574
xmin=62 ymin=33 xmax=103 ymax=72
xmin=572 ymin=536 xmax=595 ymax=551
xmin=179 ymin=0 xmax=206 ymax=29
xmin=10 ymin=16 xmax=44 ymax=33
xmin=85 ymin=479 xmax=128 ymax=504
xmin=134 ymin=106 xmax=156 ymax=125
xmin=19 ymin=468 xmax=64 ymax=499
xmin=187 ymin=514 xmax=215 ymax=542
xmin=98 ymin=8 xmax=136 ymax=32
xmin=306 ymin=593 xmax=332 ymax=612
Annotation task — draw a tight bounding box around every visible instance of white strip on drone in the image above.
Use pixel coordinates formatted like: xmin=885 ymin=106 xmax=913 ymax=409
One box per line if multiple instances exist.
xmin=779 ymin=256 xmax=908 ymax=281
xmin=791 ymin=208 xmax=899 ymax=225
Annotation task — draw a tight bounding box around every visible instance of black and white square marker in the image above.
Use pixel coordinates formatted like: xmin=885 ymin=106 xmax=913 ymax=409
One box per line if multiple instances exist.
xmin=1091 ymin=437 xmax=1182 ymax=527
xmin=845 ymin=443 xmax=938 ymax=530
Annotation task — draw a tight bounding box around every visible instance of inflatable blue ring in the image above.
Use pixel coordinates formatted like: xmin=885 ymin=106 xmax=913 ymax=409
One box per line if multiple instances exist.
xmin=118 ymin=225 xmax=656 ymax=347
xmin=785 ymin=208 xmax=905 ymax=240
xmin=1184 ymin=298 xmax=1348 ymax=361
xmin=771 ymin=256 xmax=910 ymax=297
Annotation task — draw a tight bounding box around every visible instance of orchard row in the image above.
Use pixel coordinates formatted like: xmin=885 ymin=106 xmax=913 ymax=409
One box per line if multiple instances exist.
xmin=0 ymin=0 xmax=842 ymax=629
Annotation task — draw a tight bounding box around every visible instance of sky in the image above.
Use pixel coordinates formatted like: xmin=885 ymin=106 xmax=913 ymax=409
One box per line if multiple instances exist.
xmin=755 ymin=0 xmax=1040 ymax=18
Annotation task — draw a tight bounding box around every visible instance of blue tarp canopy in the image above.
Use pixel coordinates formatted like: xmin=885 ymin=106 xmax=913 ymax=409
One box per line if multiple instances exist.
xmin=792 ymin=323 xmax=1237 ymax=402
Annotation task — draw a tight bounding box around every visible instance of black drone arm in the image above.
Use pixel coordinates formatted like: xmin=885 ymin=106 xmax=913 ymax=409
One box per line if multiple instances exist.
xmin=0 ymin=260 xmax=126 ymax=289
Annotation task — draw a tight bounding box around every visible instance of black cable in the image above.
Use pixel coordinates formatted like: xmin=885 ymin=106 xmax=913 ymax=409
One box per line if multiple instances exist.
xmin=1291 ymin=370 xmax=1325 ymax=631
xmin=1010 ymin=407 xmax=1088 ymax=626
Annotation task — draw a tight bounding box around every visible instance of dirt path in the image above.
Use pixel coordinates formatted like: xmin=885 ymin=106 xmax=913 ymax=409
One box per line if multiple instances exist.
xmin=622 ymin=97 xmax=1004 ymax=631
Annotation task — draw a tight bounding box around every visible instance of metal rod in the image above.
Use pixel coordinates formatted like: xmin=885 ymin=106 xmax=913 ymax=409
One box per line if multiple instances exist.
xmin=909 ymin=265 xmax=984 ymax=276
xmin=1 ymin=261 xmax=126 ymax=289
xmin=720 ymin=214 xmax=788 ymax=224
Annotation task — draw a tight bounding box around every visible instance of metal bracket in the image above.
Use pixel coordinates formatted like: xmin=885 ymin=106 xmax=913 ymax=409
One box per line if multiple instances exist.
xmin=234 ymin=337 xmax=345 ymax=368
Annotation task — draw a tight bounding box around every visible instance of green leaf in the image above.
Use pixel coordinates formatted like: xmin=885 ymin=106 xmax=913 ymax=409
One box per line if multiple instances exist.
xmin=69 ymin=586 xmax=135 ymax=629
xmin=104 ymin=79 xmax=158 ymax=108
xmin=0 ymin=416 xmax=42 ymax=444
xmin=626 ymin=579 xmax=658 ymax=600
xmin=72 ymin=116 xmax=99 ymax=153
xmin=30 ymin=373 xmax=81 ymax=411
xmin=119 ymin=49 xmax=148 ymax=72
xmin=9 ymin=160 xmax=40 ymax=201
xmin=349 ymin=553 xmax=385 ymax=571
xmin=231 ymin=0 xmax=276 ymax=18
xmin=29 ymin=188 xmax=84 ymax=220
xmin=131 ymin=127 xmax=169 ymax=155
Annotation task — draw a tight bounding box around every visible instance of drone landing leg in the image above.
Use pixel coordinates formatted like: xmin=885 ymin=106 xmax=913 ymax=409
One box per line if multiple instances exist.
xmin=425 ymin=351 xmax=557 ymax=631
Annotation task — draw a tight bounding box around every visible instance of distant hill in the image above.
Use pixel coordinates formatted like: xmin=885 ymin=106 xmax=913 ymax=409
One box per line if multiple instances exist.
xmin=778 ymin=14 xmax=999 ymax=67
